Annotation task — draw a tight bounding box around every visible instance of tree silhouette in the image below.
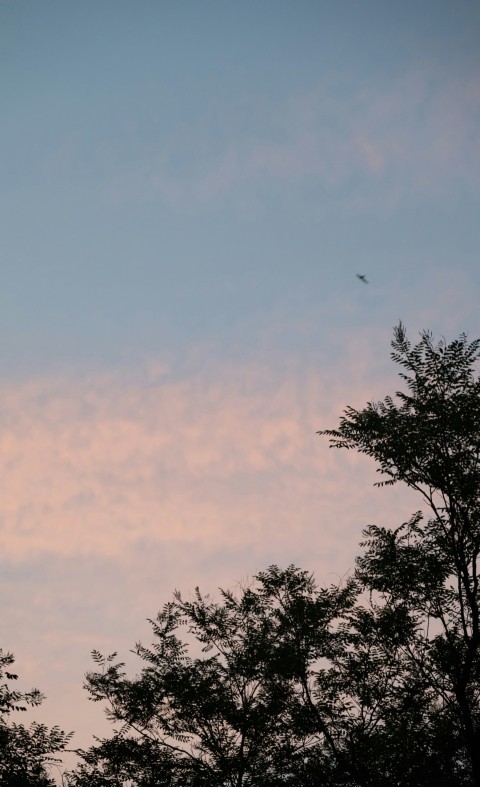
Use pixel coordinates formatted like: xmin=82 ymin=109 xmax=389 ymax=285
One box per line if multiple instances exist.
xmin=0 ymin=649 xmax=71 ymax=786
xmin=67 ymin=323 xmax=480 ymax=786
xmin=319 ymin=322 xmax=480 ymax=785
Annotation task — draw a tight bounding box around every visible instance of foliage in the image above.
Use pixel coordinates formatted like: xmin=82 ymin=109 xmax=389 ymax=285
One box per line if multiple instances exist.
xmin=68 ymin=565 xmax=465 ymax=786
xmin=68 ymin=566 xmax=357 ymax=785
xmin=68 ymin=323 xmax=480 ymax=785
xmin=0 ymin=649 xmax=72 ymax=787
xmin=319 ymin=322 xmax=480 ymax=785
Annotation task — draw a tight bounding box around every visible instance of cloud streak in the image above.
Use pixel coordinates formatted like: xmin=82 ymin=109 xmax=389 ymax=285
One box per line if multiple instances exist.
xmin=0 ymin=337 xmax=423 ymax=598
xmin=0 ymin=342 xmax=427 ymax=763
xmin=0 ymin=359 xmax=383 ymax=559
xmin=92 ymin=62 xmax=480 ymax=212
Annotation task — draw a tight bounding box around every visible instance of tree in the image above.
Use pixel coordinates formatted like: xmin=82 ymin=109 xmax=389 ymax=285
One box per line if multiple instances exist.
xmin=68 ymin=323 xmax=480 ymax=786
xmin=319 ymin=322 xmax=480 ymax=785
xmin=68 ymin=565 xmax=359 ymax=786
xmin=68 ymin=565 xmax=463 ymax=786
xmin=0 ymin=649 xmax=72 ymax=786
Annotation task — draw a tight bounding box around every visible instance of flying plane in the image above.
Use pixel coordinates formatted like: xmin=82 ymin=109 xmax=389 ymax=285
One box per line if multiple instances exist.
xmin=356 ymin=274 xmax=368 ymax=284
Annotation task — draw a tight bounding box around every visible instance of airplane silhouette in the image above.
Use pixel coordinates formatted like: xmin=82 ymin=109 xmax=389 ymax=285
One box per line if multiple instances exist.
xmin=356 ymin=274 xmax=368 ymax=284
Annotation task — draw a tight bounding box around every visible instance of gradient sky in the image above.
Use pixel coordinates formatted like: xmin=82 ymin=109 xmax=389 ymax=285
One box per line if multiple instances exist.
xmin=1 ymin=0 xmax=480 ymax=775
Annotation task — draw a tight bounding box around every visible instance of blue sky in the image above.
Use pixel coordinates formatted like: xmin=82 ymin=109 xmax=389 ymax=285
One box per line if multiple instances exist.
xmin=1 ymin=0 xmax=480 ymax=775
xmin=2 ymin=0 xmax=479 ymax=375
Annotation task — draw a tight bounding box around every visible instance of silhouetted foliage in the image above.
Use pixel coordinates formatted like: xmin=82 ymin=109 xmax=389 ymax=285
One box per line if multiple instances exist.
xmin=68 ymin=567 xmax=467 ymax=786
xmin=320 ymin=322 xmax=480 ymax=785
xmin=0 ymin=649 xmax=72 ymax=786
xmin=67 ymin=324 xmax=480 ymax=786
xmin=68 ymin=566 xmax=358 ymax=785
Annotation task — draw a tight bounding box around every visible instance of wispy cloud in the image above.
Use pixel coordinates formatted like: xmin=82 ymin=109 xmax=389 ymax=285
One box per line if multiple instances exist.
xmin=89 ymin=62 xmax=480 ymax=212
xmin=0 ymin=341 xmax=432 ymax=757
xmin=0 ymin=356 xmax=400 ymax=563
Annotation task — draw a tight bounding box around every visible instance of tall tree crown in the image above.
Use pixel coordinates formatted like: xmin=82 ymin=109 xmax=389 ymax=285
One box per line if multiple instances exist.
xmin=319 ymin=322 xmax=480 ymax=501
xmin=319 ymin=323 xmax=480 ymax=786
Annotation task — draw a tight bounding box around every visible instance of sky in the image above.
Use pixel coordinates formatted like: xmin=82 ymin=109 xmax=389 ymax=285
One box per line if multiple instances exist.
xmin=1 ymin=0 xmax=480 ymax=776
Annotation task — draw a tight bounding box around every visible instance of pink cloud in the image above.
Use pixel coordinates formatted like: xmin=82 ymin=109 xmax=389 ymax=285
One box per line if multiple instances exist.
xmin=0 ymin=346 xmax=424 ymax=770
xmin=0 ymin=351 xmax=417 ymax=566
